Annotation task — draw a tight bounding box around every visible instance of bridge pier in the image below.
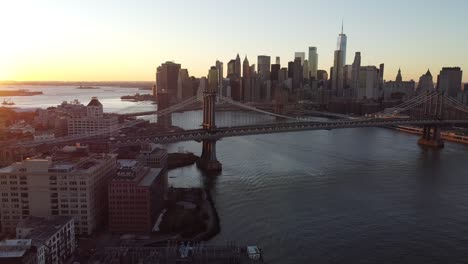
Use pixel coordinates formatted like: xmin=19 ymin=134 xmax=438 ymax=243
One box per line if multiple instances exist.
xmin=197 ymin=140 xmax=222 ymax=172
xmin=418 ymin=125 xmax=444 ymax=148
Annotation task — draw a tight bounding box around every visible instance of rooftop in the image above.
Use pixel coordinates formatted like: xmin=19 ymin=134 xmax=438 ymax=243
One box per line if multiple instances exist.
xmin=87 ymin=97 xmax=103 ymax=107
xmin=17 ymin=216 xmax=73 ymax=245
xmin=0 ymin=239 xmax=33 ymax=258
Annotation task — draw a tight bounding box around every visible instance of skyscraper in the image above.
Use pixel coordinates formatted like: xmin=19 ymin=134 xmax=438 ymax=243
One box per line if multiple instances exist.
xmin=416 ymin=69 xmax=435 ymax=94
xmin=271 ymin=64 xmax=280 ymax=81
xmin=437 ymin=67 xmax=463 ymax=97
xmin=276 ymin=56 xmax=281 ymax=65
xmin=336 ymin=21 xmax=347 ymax=65
xmin=303 ymin=59 xmax=309 ymax=79
xmin=156 ymin=61 xmax=181 ymax=102
xmin=257 ymin=55 xmax=271 ymax=81
xmin=351 ymin=52 xmax=361 ymax=99
xmin=308 ymin=47 xmax=318 ymax=80
xmin=235 ymin=54 xmax=241 ymax=78
xmin=227 ymin=60 xmax=236 ymax=77
xmin=294 ymin=52 xmax=305 ymax=65
xmin=331 ymin=50 xmax=344 ymax=97
xmin=242 ymin=56 xmax=251 ymax=102
xmin=292 ymin=57 xmax=303 ymax=89
xmin=215 ymin=60 xmax=224 ymax=97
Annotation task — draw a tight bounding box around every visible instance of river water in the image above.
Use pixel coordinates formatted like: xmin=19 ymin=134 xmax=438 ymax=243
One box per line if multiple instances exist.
xmin=4 ymin=86 xmax=468 ymax=263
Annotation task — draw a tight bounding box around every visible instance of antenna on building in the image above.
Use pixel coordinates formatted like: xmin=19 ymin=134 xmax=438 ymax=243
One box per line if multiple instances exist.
xmin=341 ymin=19 xmax=344 ymax=34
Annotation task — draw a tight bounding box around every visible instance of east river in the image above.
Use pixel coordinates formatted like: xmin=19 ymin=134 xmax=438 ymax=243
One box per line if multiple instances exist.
xmin=4 ymin=86 xmax=468 ymax=263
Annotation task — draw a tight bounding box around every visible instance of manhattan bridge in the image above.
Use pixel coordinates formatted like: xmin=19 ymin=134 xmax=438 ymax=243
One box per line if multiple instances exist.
xmin=10 ymin=84 xmax=468 ymax=172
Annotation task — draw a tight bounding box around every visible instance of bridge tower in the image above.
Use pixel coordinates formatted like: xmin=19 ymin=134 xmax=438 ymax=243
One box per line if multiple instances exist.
xmin=418 ymin=91 xmax=445 ymax=148
xmin=197 ymin=67 xmax=222 ymax=172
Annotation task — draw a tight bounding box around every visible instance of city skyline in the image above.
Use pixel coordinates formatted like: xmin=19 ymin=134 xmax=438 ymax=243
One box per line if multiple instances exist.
xmin=1 ymin=0 xmax=468 ymax=82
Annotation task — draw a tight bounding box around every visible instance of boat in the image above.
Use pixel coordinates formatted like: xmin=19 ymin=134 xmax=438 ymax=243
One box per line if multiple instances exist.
xmin=76 ymin=85 xmax=100 ymax=90
xmin=2 ymin=98 xmax=15 ymax=106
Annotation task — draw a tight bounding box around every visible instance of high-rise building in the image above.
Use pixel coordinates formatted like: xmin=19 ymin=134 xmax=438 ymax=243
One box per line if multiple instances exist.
xmin=177 ymin=69 xmax=192 ymax=100
xmin=215 ymin=60 xmax=224 ymax=97
xmin=358 ymin=66 xmax=380 ymax=100
xmin=288 ymin=61 xmax=294 ymax=78
xmin=351 ymin=52 xmax=361 ymax=99
xmin=294 ymin=52 xmax=305 ymax=65
xmin=235 ymin=54 xmax=242 ymax=78
xmin=303 ymin=60 xmax=309 ymax=79
xmin=242 ymin=56 xmax=251 ymax=102
xmin=156 ymin=61 xmax=181 ymax=102
xmin=317 ymin=70 xmax=328 ymax=81
xmin=227 ymin=60 xmax=236 ymax=77
xmin=278 ymin=68 xmax=288 ymax=82
xmin=331 ymin=50 xmax=344 ymax=97
xmin=271 ymin=64 xmax=280 ymax=81
xmin=257 ymin=55 xmax=271 ymax=81
xmin=0 ymin=146 xmax=117 ymax=235
xmin=208 ymin=66 xmax=219 ymax=93
xmin=308 ymin=47 xmax=318 ymax=80
xmin=292 ymin=57 xmax=303 ymax=89
xmin=437 ymin=67 xmax=463 ymax=97
xmin=416 ymin=69 xmax=435 ymax=94
xmin=276 ymin=56 xmax=280 ymax=65
xmin=337 ymin=22 xmax=347 ymax=65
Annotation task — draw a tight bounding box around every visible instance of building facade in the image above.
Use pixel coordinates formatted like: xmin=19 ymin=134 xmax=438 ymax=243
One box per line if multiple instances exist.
xmin=0 ymin=147 xmax=117 ymax=235
xmin=383 ymin=69 xmax=416 ymax=100
xmin=308 ymin=47 xmax=318 ymax=80
xmin=108 ymin=160 xmax=167 ymax=234
xmin=156 ymin=61 xmax=181 ymax=103
xmin=16 ymin=216 xmax=75 ymax=264
xmin=437 ymin=67 xmax=463 ymax=97
xmin=67 ymin=98 xmax=118 ymax=136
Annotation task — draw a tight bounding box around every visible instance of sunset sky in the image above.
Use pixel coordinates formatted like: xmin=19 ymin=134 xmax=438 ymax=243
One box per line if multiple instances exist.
xmin=1 ymin=0 xmax=467 ymax=82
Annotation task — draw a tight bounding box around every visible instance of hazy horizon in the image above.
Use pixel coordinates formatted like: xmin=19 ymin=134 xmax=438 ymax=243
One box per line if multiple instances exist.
xmin=1 ymin=0 xmax=467 ymax=82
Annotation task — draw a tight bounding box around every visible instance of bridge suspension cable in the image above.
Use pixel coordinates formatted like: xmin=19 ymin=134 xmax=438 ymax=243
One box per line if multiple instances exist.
xmin=218 ymin=95 xmax=317 ymax=122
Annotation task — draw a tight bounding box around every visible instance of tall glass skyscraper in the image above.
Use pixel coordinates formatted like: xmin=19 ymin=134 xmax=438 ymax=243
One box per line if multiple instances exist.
xmin=336 ymin=22 xmax=347 ymax=65
xmin=308 ymin=47 xmax=318 ymax=80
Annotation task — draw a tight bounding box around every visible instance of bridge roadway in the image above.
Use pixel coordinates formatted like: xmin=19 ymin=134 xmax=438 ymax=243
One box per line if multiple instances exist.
xmin=109 ymin=118 xmax=468 ymax=147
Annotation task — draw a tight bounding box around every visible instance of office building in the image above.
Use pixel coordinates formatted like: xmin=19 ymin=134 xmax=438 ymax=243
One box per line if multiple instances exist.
xmin=271 ymin=64 xmax=280 ymax=81
xmin=317 ymin=70 xmax=328 ymax=81
xmin=437 ymin=67 xmax=463 ymax=97
xmin=16 ymin=216 xmax=75 ymax=264
xmin=294 ymin=52 xmax=305 ymax=65
xmin=337 ymin=22 xmax=347 ymax=65
xmin=331 ymin=50 xmax=344 ymax=97
xmin=357 ymin=66 xmax=381 ymax=99
xmin=383 ymin=69 xmax=415 ymax=100
xmin=416 ymin=69 xmax=435 ymax=94
xmin=292 ymin=57 xmax=303 ymax=89
xmin=308 ymin=47 xmax=318 ymax=80
xmin=108 ymin=160 xmax=167 ymax=234
xmin=257 ymin=55 xmax=271 ymax=81
xmin=227 ymin=60 xmax=236 ymax=77
xmin=351 ymin=52 xmax=361 ymax=99
xmin=275 ymin=56 xmax=280 ymax=65
xmin=67 ymin=97 xmax=118 ymax=136
xmin=156 ymin=61 xmax=181 ymax=102
xmin=215 ymin=60 xmax=224 ymax=97
xmin=0 ymin=146 xmax=117 ymax=235
xmin=242 ymin=56 xmax=252 ymax=102
xmin=235 ymin=54 xmax=241 ymax=78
